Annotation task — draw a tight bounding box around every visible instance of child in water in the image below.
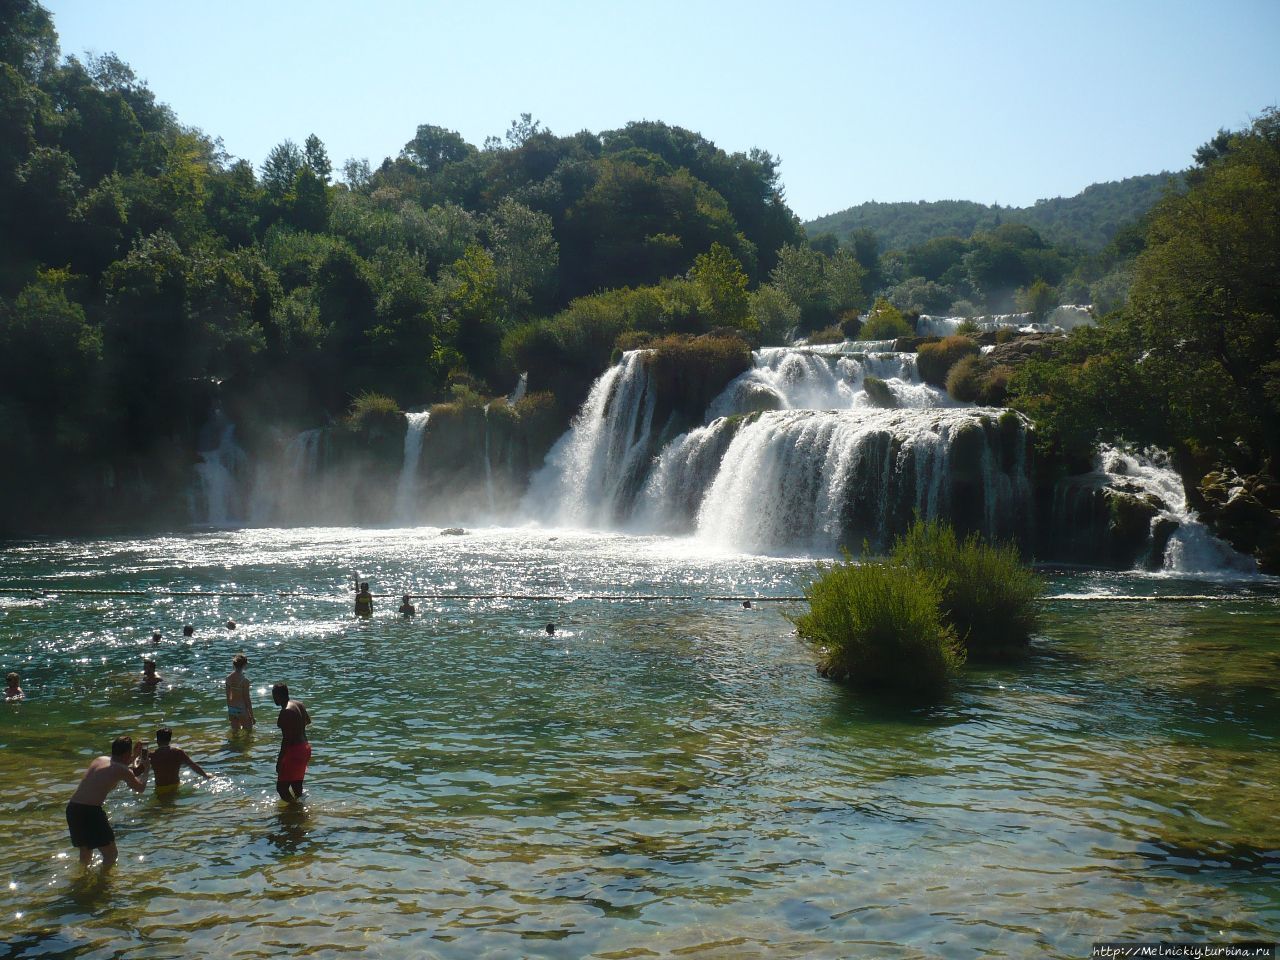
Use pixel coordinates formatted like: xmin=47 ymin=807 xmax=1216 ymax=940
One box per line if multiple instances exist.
xmin=5 ymin=672 xmax=23 ymax=699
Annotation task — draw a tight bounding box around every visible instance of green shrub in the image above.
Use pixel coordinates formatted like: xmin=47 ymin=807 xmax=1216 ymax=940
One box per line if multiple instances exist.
xmin=859 ymin=297 xmax=914 ymax=340
xmin=946 ymin=354 xmax=985 ymax=402
xmin=890 ymin=519 xmax=1042 ymax=658
xmin=647 ymin=333 xmax=753 ymax=421
xmin=791 ymin=560 xmax=964 ymax=702
xmin=346 ymin=391 xmax=401 ymax=430
xmin=977 ymin=364 xmax=1013 ymax=405
xmin=862 ymin=375 xmax=897 ymax=408
xmin=806 ymin=324 xmax=845 ymax=345
xmin=917 ymin=335 xmax=979 ymax=386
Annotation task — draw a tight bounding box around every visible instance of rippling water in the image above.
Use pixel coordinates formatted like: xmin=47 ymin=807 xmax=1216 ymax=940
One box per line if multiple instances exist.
xmin=1 ymin=527 xmax=1277 ymax=958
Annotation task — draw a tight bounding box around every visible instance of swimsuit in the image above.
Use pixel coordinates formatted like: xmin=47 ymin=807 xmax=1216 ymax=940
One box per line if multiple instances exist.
xmin=227 ymin=705 xmax=246 ymax=718
xmin=278 ymin=742 xmax=311 ymax=782
xmin=66 ymin=801 xmax=114 ymax=849
xmin=154 ymin=782 xmax=179 ymax=796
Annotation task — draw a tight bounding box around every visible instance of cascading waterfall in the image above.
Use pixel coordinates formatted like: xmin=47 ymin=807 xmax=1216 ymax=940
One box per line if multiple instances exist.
xmin=191 ymin=418 xmax=247 ymax=525
xmin=393 ymin=412 xmax=431 ymax=523
xmin=530 ymin=344 xmax=1032 ymax=552
xmin=1097 ymin=445 xmax=1257 ymax=576
xmin=523 ymin=350 xmax=657 ymax=527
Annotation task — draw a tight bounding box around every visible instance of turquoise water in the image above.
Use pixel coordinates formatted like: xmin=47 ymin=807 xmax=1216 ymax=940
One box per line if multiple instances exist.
xmin=1 ymin=527 xmax=1277 ymax=958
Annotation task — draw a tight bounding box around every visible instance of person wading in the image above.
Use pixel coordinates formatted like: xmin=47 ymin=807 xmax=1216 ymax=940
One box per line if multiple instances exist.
xmin=65 ymin=736 xmax=150 ymax=867
xmin=273 ymin=683 xmax=312 ymax=802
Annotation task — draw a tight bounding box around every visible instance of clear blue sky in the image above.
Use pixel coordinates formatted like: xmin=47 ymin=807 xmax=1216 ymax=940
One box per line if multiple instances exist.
xmin=43 ymin=0 xmax=1280 ymax=221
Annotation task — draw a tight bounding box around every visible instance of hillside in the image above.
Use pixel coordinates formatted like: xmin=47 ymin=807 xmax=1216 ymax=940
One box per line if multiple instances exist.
xmin=806 ymin=172 xmax=1183 ymax=251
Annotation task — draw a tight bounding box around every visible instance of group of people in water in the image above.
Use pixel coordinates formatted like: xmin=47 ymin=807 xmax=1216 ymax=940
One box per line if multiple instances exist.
xmin=57 ymin=645 xmax=314 ymax=869
xmin=8 ymin=579 xmax=560 ymax=870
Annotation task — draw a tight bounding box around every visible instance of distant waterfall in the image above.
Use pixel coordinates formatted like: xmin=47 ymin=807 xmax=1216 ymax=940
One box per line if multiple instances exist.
xmin=191 ymin=419 xmax=247 ymax=526
xmin=1097 ymin=445 xmax=1257 ymax=576
xmin=524 ymin=351 xmax=657 ymax=527
xmin=393 ymin=412 xmax=431 ymax=523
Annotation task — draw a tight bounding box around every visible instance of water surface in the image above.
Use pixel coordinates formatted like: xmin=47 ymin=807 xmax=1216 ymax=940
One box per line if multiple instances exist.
xmin=1 ymin=527 xmax=1277 ymax=958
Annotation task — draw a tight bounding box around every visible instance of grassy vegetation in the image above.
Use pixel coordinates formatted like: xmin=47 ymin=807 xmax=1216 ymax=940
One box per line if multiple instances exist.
xmin=859 ymin=298 xmax=914 ymax=340
xmin=791 ymin=559 xmax=964 ymax=702
xmin=917 ymin=335 xmax=979 ymax=386
xmin=647 ymin=333 xmax=753 ymax=421
xmin=862 ymin=375 xmax=897 ymax=408
xmin=345 ymin=392 xmax=402 ymax=431
xmin=890 ymin=519 xmax=1042 ymax=658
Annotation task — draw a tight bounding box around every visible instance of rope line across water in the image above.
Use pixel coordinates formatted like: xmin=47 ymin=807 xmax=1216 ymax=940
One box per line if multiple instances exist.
xmin=0 ymin=587 xmax=1256 ymax=603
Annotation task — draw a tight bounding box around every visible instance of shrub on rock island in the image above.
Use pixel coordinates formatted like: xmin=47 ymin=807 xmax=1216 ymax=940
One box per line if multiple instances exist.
xmin=791 ymin=560 xmax=964 ymax=702
xmin=859 ymin=298 xmax=914 ymax=341
xmin=917 ymin=335 xmax=979 ymax=386
xmin=890 ymin=519 xmax=1042 ymax=658
xmin=647 ymin=333 xmax=752 ymax=422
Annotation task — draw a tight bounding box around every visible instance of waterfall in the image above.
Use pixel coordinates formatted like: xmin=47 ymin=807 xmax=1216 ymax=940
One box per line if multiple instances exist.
xmin=483 ymin=404 xmax=496 ymax=513
xmin=694 ymin=407 xmax=1030 ymax=553
xmin=507 ymin=371 xmax=528 ymax=407
xmin=1097 ymin=445 xmax=1257 ymax=576
xmin=632 ymin=418 xmax=741 ymax=533
xmin=523 ymin=350 xmax=657 ymax=527
xmin=191 ymin=419 xmax=247 ymax=526
xmin=393 ymin=412 xmax=431 ymax=523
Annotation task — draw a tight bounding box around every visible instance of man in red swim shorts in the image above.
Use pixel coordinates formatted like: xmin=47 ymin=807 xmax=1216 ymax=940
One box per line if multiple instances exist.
xmin=272 ymin=682 xmax=312 ymax=802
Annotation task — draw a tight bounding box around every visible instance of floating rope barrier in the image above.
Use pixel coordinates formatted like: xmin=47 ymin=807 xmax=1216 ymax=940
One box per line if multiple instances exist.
xmin=0 ymin=586 xmax=1267 ymax=603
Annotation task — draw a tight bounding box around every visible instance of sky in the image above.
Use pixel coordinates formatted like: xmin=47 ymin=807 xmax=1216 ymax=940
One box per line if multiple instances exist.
xmin=43 ymin=0 xmax=1280 ymax=222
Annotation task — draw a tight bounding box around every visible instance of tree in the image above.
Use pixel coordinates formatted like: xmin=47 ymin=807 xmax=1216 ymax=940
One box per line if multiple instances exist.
xmin=488 ymin=198 xmax=557 ymax=317
xmin=690 ymin=242 xmax=750 ymax=330
xmin=401 ymin=124 xmax=474 ymax=174
xmin=770 ymin=243 xmax=830 ymax=332
xmin=261 ymin=140 xmax=303 ymax=199
xmin=303 ymin=133 xmax=331 ymax=183
xmin=1016 ymin=278 xmax=1058 ymax=323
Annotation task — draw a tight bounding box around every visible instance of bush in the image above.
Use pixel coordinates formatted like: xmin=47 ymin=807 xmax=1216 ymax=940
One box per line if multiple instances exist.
xmin=647 ymin=333 xmax=752 ymax=421
xmin=791 ymin=560 xmax=964 ymax=702
xmin=859 ymin=297 xmax=914 ymax=340
xmin=862 ymin=375 xmax=897 ymax=408
xmin=917 ymin=335 xmax=979 ymax=386
xmin=889 ymin=519 xmax=1042 ymax=658
xmin=346 ymin=391 xmax=401 ymax=431
xmin=946 ymin=354 xmax=984 ymax=402
xmin=977 ymin=364 xmax=1012 ymax=405
xmin=806 ymin=324 xmax=845 ymax=345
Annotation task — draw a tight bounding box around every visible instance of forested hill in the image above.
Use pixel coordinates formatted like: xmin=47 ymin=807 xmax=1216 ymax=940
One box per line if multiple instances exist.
xmin=806 ymin=172 xmax=1182 ymax=252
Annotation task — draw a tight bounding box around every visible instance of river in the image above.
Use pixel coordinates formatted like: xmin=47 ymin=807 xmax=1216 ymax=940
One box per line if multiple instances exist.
xmin=1 ymin=526 xmax=1277 ymax=957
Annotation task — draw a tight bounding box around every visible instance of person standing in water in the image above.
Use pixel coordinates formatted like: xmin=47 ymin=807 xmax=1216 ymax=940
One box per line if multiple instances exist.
xmin=5 ymin=671 xmax=23 ymax=699
xmin=65 ymin=736 xmax=150 ymax=867
xmin=354 ymin=581 xmax=374 ymax=618
xmin=225 ymin=653 xmax=255 ymax=733
xmin=149 ymin=728 xmax=210 ymax=795
xmin=399 ymin=594 xmax=416 ymax=617
xmin=140 ymin=658 xmax=162 ymax=688
xmin=273 ymin=683 xmax=312 ymax=802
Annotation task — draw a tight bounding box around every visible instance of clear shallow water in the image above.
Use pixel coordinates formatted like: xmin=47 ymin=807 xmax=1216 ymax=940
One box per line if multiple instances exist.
xmin=1 ymin=527 xmax=1277 ymax=958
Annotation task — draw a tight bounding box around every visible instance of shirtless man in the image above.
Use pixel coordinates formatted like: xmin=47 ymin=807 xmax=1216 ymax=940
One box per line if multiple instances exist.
xmin=140 ymin=659 xmax=162 ymax=688
xmin=66 ymin=736 xmax=150 ymax=867
xmin=225 ymin=653 xmax=255 ymax=733
xmin=273 ymin=683 xmax=312 ymax=802
xmin=149 ymin=727 xmax=210 ymax=795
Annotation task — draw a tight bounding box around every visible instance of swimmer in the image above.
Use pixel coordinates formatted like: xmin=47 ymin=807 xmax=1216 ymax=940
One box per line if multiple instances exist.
xmin=354 ymin=581 xmax=373 ymax=618
xmin=225 ymin=653 xmax=255 ymax=733
xmin=226 ymin=619 xmax=237 ymax=630
xmin=66 ymin=736 xmax=150 ymax=867
xmin=742 ymin=600 xmax=753 ymax=609
xmin=182 ymin=624 xmax=194 ymax=638
xmin=273 ymin=683 xmax=312 ymax=802
xmin=545 ymin=623 xmax=556 ymax=636
xmin=151 ymin=630 xmax=162 ymax=644
xmin=399 ymin=594 xmax=416 ymax=617
xmin=140 ymin=658 xmax=162 ymax=688
xmin=149 ymin=728 xmax=210 ymax=795
xmin=5 ymin=671 xmax=23 ymax=699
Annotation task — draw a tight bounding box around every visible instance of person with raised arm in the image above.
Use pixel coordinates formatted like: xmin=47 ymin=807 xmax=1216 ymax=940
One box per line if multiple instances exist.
xmin=66 ymin=736 xmax=150 ymax=867
xmin=149 ymin=727 xmax=211 ymax=795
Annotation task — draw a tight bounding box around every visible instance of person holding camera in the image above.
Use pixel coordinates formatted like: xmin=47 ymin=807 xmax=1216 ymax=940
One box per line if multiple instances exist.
xmin=65 ymin=736 xmax=150 ymax=867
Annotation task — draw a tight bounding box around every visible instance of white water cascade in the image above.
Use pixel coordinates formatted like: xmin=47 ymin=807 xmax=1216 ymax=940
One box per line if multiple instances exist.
xmin=1096 ymin=445 xmax=1258 ymax=576
xmin=191 ymin=419 xmax=248 ymax=526
xmin=524 ymin=351 xmax=658 ymax=528
xmin=393 ymin=412 xmax=431 ymax=523
xmin=530 ymin=344 xmax=1032 ymax=552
